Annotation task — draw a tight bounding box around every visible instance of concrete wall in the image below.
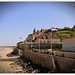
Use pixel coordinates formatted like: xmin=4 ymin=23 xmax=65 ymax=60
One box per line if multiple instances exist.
xmin=18 ymin=43 xmax=62 ymax=50
xmin=33 ymin=43 xmax=62 ymax=49
xmin=22 ymin=50 xmax=75 ymax=72
xmin=22 ymin=50 xmax=55 ymax=71
xmin=55 ymin=52 xmax=75 ymax=59
xmin=18 ymin=43 xmax=31 ymax=50
xmin=56 ymin=56 xmax=75 ymax=72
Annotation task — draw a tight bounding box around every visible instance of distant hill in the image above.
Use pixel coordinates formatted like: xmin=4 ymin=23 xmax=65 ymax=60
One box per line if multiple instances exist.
xmin=17 ymin=27 xmax=75 ymax=44
xmin=43 ymin=27 xmax=75 ymax=39
xmin=26 ymin=27 xmax=75 ymax=40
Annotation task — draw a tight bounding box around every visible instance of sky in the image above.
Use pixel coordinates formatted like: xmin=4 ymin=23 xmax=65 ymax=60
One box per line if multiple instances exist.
xmin=0 ymin=2 xmax=75 ymax=46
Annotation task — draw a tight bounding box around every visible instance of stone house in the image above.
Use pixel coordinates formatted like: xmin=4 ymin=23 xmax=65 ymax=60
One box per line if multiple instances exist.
xmin=26 ymin=32 xmax=61 ymax=44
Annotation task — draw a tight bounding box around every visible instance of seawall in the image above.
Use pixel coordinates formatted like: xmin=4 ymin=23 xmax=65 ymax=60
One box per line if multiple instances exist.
xmin=22 ymin=50 xmax=75 ymax=72
xmin=13 ymin=47 xmax=75 ymax=72
xmin=56 ymin=56 xmax=75 ymax=72
xmin=22 ymin=50 xmax=55 ymax=71
xmin=55 ymin=52 xmax=75 ymax=59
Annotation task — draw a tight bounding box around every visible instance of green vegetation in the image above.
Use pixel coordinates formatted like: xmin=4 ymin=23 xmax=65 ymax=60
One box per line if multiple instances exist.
xmin=56 ymin=31 xmax=71 ymax=39
xmin=43 ymin=27 xmax=75 ymax=39
xmin=17 ymin=42 xmax=23 ymax=44
xmin=73 ymin=25 xmax=75 ymax=28
xmin=27 ymin=26 xmax=75 ymax=40
xmin=56 ymin=30 xmax=75 ymax=39
xmin=33 ymin=28 xmax=36 ymax=33
xmin=28 ymin=34 xmax=33 ymax=36
xmin=42 ymin=29 xmax=49 ymax=33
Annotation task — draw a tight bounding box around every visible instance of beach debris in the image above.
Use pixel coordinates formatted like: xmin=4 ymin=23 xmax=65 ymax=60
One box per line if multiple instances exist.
xmin=32 ymin=69 xmax=39 ymax=73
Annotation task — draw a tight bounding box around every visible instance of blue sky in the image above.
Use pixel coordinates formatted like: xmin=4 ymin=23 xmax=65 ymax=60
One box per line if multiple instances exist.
xmin=0 ymin=2 xmax=75 ymax=46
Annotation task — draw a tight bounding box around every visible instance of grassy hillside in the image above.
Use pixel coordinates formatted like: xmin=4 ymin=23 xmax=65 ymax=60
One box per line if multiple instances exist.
xmin=43 ymin=28 xmax=75 ymax=39
xmin=26 ymin=27 xmax=75 ymax=40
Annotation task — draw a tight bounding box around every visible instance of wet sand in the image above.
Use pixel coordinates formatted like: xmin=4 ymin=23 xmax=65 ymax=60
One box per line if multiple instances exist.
xmin=0 ymin=47 xmax=14 ymax=59
xmin=0 ymin=61 xmax=23 ymax=73
xmin=0 ymin=47 xmax=24 ymax=73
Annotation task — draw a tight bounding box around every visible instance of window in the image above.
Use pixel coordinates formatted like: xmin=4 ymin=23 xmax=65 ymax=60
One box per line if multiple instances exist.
xmin=46 ymin=36 xmax=48 ymax=39
xmin=40 ymin=41 xmax=42 ymax=43
xmin=60 ymin=39 xmax=62 ymax=42
xmin=42 ymin=36 xmax=44 ymax=39
xmin=70 ymin=46 xmax=72 ymax=48
xmin=44 ymin=41 xmax=45 ymax=43
xmin=43 ymin=36 xmax=45 ymax=39
xmin=47 ymin=37 xmax=49 ymax=39
xmin=55 ymin=41 xmax=57 ymax=43
xmin=35 ymin=37 xmax=37 ymax=40
xmin=38 ymin=36 xmax=39 ymax=38
xmin=63 ymin=46 xmax=65 ymax=49
xmin=48 ymin=33 xmax=49 ymax=35
xmin=32 ymin=40 xmax=35 ymax=42
xmin=47 ymin=41 xmax=49 ymax=43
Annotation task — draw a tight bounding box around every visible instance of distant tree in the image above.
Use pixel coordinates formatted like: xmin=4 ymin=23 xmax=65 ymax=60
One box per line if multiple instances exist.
xmin=64 ymin=27 xmax=69 ymax=29
xmin=37 ymin=30 xmax=39 ymax=32
xmin=33 ymin=28 xmax=36 ymax=33
xmin=44 ymin=29 xmax=51 ymax=33
xmin=63 ymin=27 xmax=70 ymax=30
xmin=73 ymin=25 xmax=75 ymax=28
xmin=37 ymin=30 xmax=39 ymax=34
xmin=40 ymin=28 xmax=43 ymax=33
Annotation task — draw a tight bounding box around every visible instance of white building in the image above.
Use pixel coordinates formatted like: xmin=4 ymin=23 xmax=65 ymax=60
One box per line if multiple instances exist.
xmin=62 ymin=38 xmax=75 ymax=52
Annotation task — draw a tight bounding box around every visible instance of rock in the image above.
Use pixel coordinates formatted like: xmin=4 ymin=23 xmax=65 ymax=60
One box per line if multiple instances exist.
xmin=11 ymin=66 xmax=14 ymax=68
xmin=15 ymin=68 xmax=19 ymax=70
xmin=3 ymin=70 xmax=5 ymax=72
xmin=15 ymin=65 xmax=18 ymax=67
xmin=30 ymin=67 xmax=33 ymax=70
xmin=27 ymin=66 xmax=30 ymax=69
xmin=10 ymin=63 xmax=14 ymax=65
xmin=28 ymin=62 xmax=30 ymax=65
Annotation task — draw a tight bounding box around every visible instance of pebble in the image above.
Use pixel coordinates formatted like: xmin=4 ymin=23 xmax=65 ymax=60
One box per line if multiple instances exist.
xmin=13 ymin=57 xmax=51 ymax=73
xmin=11 ymin=66 xmax=14 ymax=68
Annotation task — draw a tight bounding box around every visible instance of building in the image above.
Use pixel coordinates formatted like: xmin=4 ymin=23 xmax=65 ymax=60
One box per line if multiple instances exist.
xmin=62 ymin=38 xmax=75 ymax=51
xmin=26 ymin=32 xmax=61 ymax=44
xmin=17 ymin=31 xmax=62 ymax=50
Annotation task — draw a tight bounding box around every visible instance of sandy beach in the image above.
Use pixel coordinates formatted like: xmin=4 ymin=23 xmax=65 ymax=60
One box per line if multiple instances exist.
xmin=0 ymin=47 xmax=14 ymax=59
xmin=0 ymin=47 xmax=24 ymax=73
